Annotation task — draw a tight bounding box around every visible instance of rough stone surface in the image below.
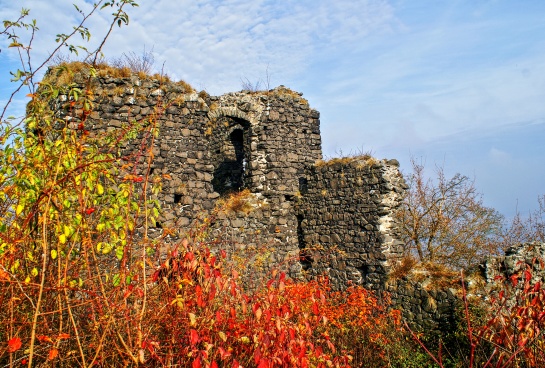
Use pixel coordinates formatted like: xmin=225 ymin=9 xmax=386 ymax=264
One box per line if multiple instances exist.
xmin=46 ymin=70 xmax=545 ymax=336
xmin=53 ymin=73 xmax=406 ymax=291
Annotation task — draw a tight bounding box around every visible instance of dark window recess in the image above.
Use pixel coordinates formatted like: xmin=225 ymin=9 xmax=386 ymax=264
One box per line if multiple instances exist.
xmin=298 ymin=177 xmax=308 ymax=194
xmin=149 ymin=167 xmax=155 ymax=175
xmin=212 ymin=128 xmax=246 ymax=195
xmin=174 ymin=194 xmax=182 ymax=203
xmin=297 ymin=215 xmax=312 ymax=270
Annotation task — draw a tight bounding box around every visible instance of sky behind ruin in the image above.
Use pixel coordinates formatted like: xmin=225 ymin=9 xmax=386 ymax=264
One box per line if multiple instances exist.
xmin=1 ymin=0 xmax=544 ymax=218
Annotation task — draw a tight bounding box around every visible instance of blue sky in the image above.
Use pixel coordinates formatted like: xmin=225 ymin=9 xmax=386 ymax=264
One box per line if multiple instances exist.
xmin=1 ymin=0 xmax=544 ymax=218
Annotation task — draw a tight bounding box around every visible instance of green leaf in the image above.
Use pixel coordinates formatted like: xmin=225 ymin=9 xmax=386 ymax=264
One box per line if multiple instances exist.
xmin=112 ymin=273 xmax=121 ymax=287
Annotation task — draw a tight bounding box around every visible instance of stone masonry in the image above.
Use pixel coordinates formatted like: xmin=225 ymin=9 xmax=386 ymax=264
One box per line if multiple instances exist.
xmin=42 ymin=66 xmax=545 ymax=336
xmin=47 ymin=68 xmax=406 ymax=290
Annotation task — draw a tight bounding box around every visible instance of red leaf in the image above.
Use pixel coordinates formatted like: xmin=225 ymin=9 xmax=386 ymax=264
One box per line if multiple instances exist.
xmin=85 ymin=207 xmax=95 ymax=215
xmin=192 ymin=356 xmax=201 ymax=368
xmin=254 ymin=348 xmax=262 ymax=365
xmin=258 ymin=358 xmax=269 ymax=368
xmin=211 ymin=361 xmax=219 ymax=368
xmin=510 ymin=274 xmax=519 ymax=287
xmin=524 ymin=269 xmax=532 ymax=282
xmin=190 ymin=329 xmax=199 ymax=346
xmin=218 ymin=347 xmax=231 ymax=359
xmin=7 ymin=337 xmax=22 ymax=353
xmin=289 ymin=327 xmax=295 ymax=340
xmin=151 ymin=270 xmax=160 ymax=283
xmin=48 ymin=348 xmax=59 ymax=360
xmin=133 ymin=176 xmax=143 ymax=183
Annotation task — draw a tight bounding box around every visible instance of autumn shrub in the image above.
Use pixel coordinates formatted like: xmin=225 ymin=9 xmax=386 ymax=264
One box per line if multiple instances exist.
xmin=1 ymin=5 xmax=407 ymax=367
xmin=479 ymin=262 xmax=545 ymax=367
xmin=406 ymin=264 xmax=545 ymax=368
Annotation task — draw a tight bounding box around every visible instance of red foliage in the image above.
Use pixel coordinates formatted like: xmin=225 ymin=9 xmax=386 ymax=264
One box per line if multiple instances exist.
xmin=480 ymin=263 xmax=545 ymax=367
xmin=140 ymin=240 xmax=397 ymax=367
xmin=7 ymin=337 xmax=22 ymax=353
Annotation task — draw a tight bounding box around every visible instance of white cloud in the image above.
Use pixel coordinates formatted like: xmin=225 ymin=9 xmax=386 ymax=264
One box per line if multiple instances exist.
xmin=0 ymin=0 xmax=393 ymax=94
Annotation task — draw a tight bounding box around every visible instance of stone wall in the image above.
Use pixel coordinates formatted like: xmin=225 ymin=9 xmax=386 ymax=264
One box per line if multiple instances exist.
xmin=45 ymin=67 xmax=406 ymax=289
xmin=296 ymin=158 xmax=406 ymax=290
xmin=42 ymin=66 xmax=545 ymax=337
xmin=388 ymin=280 xmax=461 ymax=334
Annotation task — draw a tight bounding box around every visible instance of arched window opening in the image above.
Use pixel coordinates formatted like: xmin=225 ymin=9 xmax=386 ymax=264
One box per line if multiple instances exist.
xmin=212 ymin=127 xmax=247 ymax=195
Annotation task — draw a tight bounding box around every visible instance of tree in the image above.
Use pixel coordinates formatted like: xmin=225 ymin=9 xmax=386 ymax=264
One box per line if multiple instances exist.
xmin=396 ymin=158 xmax=504 ymax=269
xmin=500 ymin=195 xmax=545 ymax=248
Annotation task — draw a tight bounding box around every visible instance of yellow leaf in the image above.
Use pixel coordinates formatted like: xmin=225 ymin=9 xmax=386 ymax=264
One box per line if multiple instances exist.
xmin=189 ymin=313 xmax=196 ymax=327
xmin=219 ymin=331 xmax=227 ymax=342
xmin=97 ymin=183 xmax=104 ymax=195
xmin=31 ymin=267 xmax=38 ymax=277
xmin=59 ymin=234 xmax=67 ymax=244
xmin=16 ymin=204 xmax=24 ymax=216
xmin=51 ymin=249 xmax=58 ymax=260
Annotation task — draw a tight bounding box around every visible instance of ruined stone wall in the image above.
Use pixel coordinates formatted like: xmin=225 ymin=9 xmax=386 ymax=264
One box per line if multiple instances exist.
xmin=45 ymin=67 xmax=545 ymax=337
xmin=388 ymin=280 xmax=461 ymax=334
xmin=46 ymin=67 xmax=407 ymax=289
xmin=296 ymin=158 xmax=406 ymax=290
xmin=388 ymin=242 xmax=545 ymax=334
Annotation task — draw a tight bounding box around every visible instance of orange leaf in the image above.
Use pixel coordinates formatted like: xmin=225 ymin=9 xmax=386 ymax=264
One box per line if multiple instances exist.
xmin=48 ymin=348 xmax=59 ymax=360
xmin=58 ymin=333 xmax=70 ymax=340
xmin=7 ymin=337 xmax=22 ymax=353
xmin=38 ymin=335 xmax=53 ymax=343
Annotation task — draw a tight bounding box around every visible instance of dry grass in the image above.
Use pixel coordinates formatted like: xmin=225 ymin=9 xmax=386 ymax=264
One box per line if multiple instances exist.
xmin=315 ymin=153 xmax=378 ymax=168
xmin=411 ymin=262 xmax=460 ymax=289
xmin=174 ymin=80 xmax=194 ymax=93
xmin=390 ymin=255 xmax=418 ymax=280
xmin=43 ymin=61 xmax=193 ymax=90
xmin=270 ymin=86 xmax=309 ymax=106
xmin=217 ymin=189 xmax=265 ymax=215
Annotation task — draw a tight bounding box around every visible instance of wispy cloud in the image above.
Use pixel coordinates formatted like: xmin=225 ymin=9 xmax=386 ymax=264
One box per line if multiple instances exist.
xmin=0 ymin=0 xmax=397 ymax=94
